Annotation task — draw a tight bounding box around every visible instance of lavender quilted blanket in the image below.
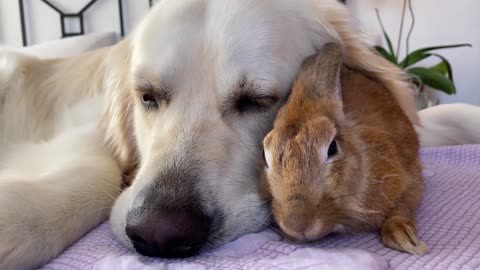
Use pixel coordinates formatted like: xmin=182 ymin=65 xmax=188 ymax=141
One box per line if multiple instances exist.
xmin=41 ymin=145 xmax=480 ymax=270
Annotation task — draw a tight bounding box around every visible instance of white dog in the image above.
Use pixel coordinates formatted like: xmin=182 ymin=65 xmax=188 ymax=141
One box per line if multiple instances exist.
xmin=0 ymin=0 xmax=418 ymax=269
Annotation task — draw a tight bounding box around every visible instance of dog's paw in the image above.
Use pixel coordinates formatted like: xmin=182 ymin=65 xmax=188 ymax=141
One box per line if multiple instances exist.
xmin=0 ymin=183 xmax=33 ymax=270
xmin=0 ymin=181 xmax=57 ymax=270
xmin=0 ymin=244 xmax=21 ymax=270
xmin=0 ymin=230 xmax=42 ymax=270
xmin=381 ymin=216 xmax=428 ymax=255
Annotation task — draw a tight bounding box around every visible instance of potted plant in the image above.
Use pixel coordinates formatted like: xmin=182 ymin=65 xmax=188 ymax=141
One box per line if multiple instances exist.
xmin=374 ymin=0 xmax=471 ymax=109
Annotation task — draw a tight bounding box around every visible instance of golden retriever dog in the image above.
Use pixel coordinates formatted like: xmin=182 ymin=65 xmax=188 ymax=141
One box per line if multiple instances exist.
xmin=0 ymin=0 xmax=418 ymax=269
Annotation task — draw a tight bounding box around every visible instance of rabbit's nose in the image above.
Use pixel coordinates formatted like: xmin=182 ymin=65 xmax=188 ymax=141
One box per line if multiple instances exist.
xmin=278 ymin=211 xmax=311 ymax=241
xmin=303 ymin=219 xmax=329 ymax=240
xmin=279 ymin=218 xmax=327 ymax=241
xmin=281 ymin=214 xmax=309 ymax=233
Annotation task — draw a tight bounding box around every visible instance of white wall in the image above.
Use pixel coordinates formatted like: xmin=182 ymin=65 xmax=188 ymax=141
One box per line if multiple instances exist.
xmin=347 ymin=0 xmax=480 ymax=105
xmin=0 ymin=0 xmax=479 ymax=104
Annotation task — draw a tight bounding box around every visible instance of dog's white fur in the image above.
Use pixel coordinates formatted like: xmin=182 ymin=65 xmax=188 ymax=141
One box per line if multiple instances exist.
xmin=0 ymin=0 xmax=422 ymax=269
xmin=416 ymin=103 xmax=480 ymax=147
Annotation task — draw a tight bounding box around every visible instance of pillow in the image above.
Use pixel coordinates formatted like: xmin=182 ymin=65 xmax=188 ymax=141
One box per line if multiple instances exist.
xmin=4 ymin=32 xmax=118 ymax=59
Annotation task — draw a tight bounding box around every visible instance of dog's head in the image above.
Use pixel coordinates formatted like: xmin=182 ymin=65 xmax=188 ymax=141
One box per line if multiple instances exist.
xmin=105 ymin=0 xmax=351 ymax=258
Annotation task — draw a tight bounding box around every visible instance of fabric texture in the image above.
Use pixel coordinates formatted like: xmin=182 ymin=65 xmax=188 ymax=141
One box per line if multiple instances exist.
xmin=2 ymin=32 xmax=117 ymax=59
xmin=40 ymin=145 xmax=480 ymax=270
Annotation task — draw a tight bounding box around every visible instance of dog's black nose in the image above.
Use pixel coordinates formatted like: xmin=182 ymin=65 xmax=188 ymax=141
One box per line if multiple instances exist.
xmin=125 ymin=208 xmax=211 ymax=258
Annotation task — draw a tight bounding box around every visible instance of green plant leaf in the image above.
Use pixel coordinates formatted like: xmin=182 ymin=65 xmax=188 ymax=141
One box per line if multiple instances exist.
xmin=429 ymin=53 xmax=454 ymax=83
xmin=400 ymin=52 xmax=431 ymax=68
xmin=375 ymin=9 xmax=396 ymax=58
xmin=401 ymin=43 xmax=471 ymax=68
xmin=430 ymin=61 xmax=448 ymax=74
xmin=375 ymin=46 xmax=398 ymax=64
xmin=408 ymin=67 xmax=456 ymax=95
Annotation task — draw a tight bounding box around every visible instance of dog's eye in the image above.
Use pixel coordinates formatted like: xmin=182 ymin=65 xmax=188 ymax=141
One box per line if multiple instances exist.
xmin=327 ymin=139 xmax=338 ymax=158
xmin=235 ymin=95 xmax=278 ymax=114
xmin=141 ymin=93 xmax=158 ymax=110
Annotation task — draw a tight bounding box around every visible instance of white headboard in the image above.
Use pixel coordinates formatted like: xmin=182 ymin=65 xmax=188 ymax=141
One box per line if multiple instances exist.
xmin=0 ymin=0 xmax=159 ymax=47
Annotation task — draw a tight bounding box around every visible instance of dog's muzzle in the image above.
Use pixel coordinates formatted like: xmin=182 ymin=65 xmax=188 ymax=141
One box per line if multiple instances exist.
xmin=124 ymin=165 xmax=212 ymax=258
xmin=126 ymin=206 xmax=211 ymax=258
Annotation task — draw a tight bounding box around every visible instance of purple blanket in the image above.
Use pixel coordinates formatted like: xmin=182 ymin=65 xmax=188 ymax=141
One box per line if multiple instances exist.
xmin=41 ymin=145 xmax=480 ymax=270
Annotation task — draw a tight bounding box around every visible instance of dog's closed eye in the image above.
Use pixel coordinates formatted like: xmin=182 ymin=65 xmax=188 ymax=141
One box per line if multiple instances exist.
xmin=234 ymin=93 xmax=278 ymax=114
xmin=225 ymin=76 xmax=278 ymax=115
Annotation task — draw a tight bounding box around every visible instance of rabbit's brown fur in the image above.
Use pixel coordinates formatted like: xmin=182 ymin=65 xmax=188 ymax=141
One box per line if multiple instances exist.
xmin=260 ymin=43 xmax=427 ymax=255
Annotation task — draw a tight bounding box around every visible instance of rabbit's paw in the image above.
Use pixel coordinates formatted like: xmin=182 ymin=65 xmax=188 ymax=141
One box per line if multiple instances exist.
xmin=381 ymin=216 xmax=428 ymax=255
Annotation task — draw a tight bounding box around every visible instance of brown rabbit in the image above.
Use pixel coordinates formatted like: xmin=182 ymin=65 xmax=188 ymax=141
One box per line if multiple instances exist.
xmin=260 ymin=43 xmax=428 ymax=255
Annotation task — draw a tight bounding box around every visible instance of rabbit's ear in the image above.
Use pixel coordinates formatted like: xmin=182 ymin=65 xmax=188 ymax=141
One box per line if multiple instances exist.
xmin=301 ymin=42 xmax=343 ymax=102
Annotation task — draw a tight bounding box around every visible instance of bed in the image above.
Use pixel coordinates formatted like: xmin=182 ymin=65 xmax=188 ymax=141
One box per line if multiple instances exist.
xmin=37 ymin=145 xmax=480 ymax=270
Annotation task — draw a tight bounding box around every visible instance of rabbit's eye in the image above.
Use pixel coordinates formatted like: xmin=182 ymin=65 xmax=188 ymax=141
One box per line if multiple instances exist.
xmin=327 ymin=140 xmax=338 ymax=157
xmin=262 ymin=149 xmax=269 ymax=168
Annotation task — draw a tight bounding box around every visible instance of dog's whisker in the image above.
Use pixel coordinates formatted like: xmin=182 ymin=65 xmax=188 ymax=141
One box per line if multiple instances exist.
xmin=221 ymin=203 xmax=267 ymax=217
xmin=262 ymin=222 xmax=283 ymax=235
xmin=221 ymin=178 xmax=259 ymax=190
xmin=101 ymin=190 xmax=119 ymax=201
xmin=97 ymin=181 xmax=124 ymax=193
xmin=255 ymin=209 xmax=273 ymax=231
xmin=231 ymin=131 xmax=262 ymax=159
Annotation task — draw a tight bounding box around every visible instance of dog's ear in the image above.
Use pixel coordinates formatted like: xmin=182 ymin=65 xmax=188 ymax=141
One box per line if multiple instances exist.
xmin=100 ymin=40 xmax=139 ymax=182
xmin=307 ymin=0 xmax=418 ymax=124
